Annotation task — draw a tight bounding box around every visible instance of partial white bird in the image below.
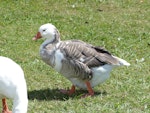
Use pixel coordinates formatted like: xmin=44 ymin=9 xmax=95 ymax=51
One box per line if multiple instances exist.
xmin=33 ymin=23 xmax=130 ymax=97
xmin=0 ymin=56 xmax=28 ymax=113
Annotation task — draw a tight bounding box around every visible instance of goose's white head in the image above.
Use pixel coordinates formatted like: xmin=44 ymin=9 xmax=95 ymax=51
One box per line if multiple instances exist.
xmin=33 ymin=23 xmax=58 ymax=41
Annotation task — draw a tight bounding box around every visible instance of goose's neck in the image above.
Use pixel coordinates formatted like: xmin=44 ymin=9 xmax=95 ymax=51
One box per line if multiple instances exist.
xmin=41 ymin=38 xmax=55 ymax=48
xmin=41 ymin=30 xmax=60 ymax=48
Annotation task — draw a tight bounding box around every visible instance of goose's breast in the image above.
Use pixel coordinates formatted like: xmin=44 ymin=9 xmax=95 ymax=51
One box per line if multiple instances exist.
xmin=54 ymin=49 xmax=65 ymax=72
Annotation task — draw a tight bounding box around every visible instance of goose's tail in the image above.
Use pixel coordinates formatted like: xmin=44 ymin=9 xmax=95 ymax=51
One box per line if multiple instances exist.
xmin=113 ymin=56 xmax=130 ymax=66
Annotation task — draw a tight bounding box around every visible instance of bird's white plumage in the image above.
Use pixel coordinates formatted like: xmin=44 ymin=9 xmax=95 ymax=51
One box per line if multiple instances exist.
xmin=0 ymin=56 xmax=28 ymax=113
xmin=54 ymin=49 xmax=64 ymax=72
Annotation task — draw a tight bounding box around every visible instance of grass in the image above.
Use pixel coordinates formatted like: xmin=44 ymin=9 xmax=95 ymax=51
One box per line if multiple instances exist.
xmin=0 ymin=0 xmax=150 ymax=113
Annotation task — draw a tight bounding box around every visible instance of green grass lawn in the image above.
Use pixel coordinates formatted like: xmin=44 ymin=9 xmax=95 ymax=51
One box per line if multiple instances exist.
xmin=0 ymin=0 xmax=150 ymax=113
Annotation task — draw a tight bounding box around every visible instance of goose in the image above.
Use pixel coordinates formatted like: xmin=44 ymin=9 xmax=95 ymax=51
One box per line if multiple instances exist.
xmin=33 ymin=23 xmax=130 ymax=97
xmin=0 ymin=56 xmax=28 ymax=113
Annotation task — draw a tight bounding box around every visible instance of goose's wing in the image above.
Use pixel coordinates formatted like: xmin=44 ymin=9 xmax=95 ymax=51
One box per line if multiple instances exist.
xmin=55 ymin=40 xmax=119 ymax=80
xmin=58 ymin=40 xmax=119 ymax=68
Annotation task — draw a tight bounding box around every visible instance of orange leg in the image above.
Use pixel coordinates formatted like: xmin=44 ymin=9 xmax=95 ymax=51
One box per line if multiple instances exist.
xmin=60 ymin=85 xmax=76 ymax=95
xmin=2 ymin=98 xmax=12 ymax=113
xmin=82 ymin=81 xmax=94 ymax=97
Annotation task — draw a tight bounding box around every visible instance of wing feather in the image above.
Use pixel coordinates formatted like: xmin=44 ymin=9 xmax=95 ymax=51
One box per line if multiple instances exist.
xmin=57 ymin=40 xmax=119 ymax=67
xmin=54 ymin=40 xmax=119 ymax=80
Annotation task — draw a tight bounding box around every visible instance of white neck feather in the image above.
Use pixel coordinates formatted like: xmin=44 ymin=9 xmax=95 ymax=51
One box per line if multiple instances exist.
xmin=42 ymin=37 xmax=54 ymax=47
xmin=41 ymin=31 xmax=60 ymax=49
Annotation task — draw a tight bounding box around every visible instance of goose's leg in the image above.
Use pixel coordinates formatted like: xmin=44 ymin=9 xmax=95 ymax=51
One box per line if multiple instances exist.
xmin=82 ymin=81 xmax=94 ymax=97
xmin=60 ymin=85 xmax=76 ymax=95
xmin=2 ymin=98 xmax=12 ymax=113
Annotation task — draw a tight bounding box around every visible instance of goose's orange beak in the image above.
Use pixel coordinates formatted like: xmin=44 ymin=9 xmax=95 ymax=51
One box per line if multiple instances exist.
xmin=32 ymin=32 xmax=41 ymax=40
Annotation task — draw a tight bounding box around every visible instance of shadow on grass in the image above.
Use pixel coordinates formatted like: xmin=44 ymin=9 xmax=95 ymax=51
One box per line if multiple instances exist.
xmin=28 ymin=88 xmax=107 ymax=101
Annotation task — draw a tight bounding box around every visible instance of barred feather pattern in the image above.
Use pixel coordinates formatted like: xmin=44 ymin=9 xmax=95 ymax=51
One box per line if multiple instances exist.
xmin=40 ymin=39 xmax=119 ymax=80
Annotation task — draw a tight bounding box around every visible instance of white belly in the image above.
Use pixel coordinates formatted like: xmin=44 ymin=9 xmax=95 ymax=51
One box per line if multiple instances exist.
xmin=69 ymin=64 xmax=113 ymax=89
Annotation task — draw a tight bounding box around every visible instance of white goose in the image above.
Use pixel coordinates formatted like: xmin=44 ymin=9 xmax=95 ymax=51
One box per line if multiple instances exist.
xmin=33 ymin=23 xmax=130 ymax=97
xmin=0 ymin=56 xmax=28 ymax=113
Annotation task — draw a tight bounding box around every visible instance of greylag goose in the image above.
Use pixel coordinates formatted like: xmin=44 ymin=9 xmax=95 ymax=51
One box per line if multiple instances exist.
xmin=0 ymin=56 xmax=28 ymax=113
xmin=33 ymin=23 xmax=130 ymax=97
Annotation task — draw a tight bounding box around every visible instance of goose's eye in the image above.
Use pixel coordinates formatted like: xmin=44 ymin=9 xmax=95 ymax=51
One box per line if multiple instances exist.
xmin=43 ymin=29 xmax=46 ymax=32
